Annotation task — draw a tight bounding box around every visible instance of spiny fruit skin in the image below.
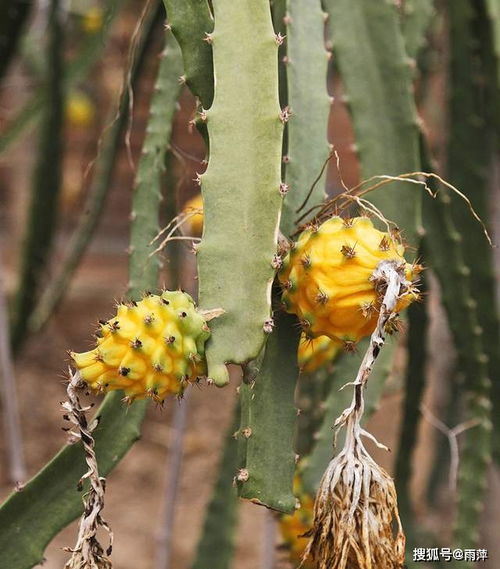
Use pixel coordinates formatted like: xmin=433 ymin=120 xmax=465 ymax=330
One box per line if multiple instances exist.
xmin=278 ymin=216 xmax=419 ymax=345
xmin=71 ymin=291 xmax=210 ymax=402
xmin=182 ymin=194 xmax=204 ymax=238
xmin=298 ymin=333 xmax=341 ymax=374
xmin=279 ymin=476 xmax=315 ymax=569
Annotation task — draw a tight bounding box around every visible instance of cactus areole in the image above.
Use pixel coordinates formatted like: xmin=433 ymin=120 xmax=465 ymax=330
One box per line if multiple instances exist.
xmin=279 ymin=216 xmax=420 ymax=348
xmin=71 ymin=291 xmax=211 ymax=402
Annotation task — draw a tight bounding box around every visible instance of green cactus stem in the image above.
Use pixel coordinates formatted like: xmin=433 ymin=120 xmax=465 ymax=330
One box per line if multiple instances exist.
xmin=10 ymin=0 xmax=65 ymax=352
xmin=162 ymin=0 xmax=214 ymax=109
xmin=236 ymin=311 xmax=300 ymax=513
xmin=197 ymin=0 xmax=284 ymax=386
xmin=0 ymin=0 xmax=125 ymax=154
xmin=394 ymin=270 xmax=428 ymax=522
xmin=402 ymin=0 xmax=435 ymax=62
xmin=30 ymin=2 xmax=165 ymax=333
xmin=191 ymin=404 xmax=240 ymax=569
xmin=446 ymin=0 xmax=500 ymax=465
xmin=422 ymin=165 xmax=492 ymax=549
xmin=323 ymin=0 xmax=421 ymax=242
xmin=128 ymin=30 xmax=184 ymax=300
xmin=485 ymin=0 xmax=500 ymax=87
xmin=0 ymin=0 xmax=32 ymax=81
xmin=281 ymin=0 xmax=330 ymax=236
xmin=235 ymin=0 xmax=331 ymax=511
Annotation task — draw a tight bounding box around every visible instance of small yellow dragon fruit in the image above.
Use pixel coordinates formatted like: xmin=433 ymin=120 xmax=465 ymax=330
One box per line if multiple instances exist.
xmin=279 ymin=476 xmax=315 ymax=569
xmin=71 ymin=291 xmax=210 ymax=402
xmin=278 ymin=216 xmax=420 ymax=346
xmin=66 ymin=91 xmax=95 ymax=128
xmin=182 ymin=194 xmax=204 ymax=238
xmin=298 ymin=333 xmax=341 ymax=374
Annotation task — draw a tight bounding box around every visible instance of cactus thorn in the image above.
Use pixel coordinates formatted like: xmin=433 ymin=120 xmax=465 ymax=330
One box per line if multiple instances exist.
xmin=242 ymin=427 xmax=253 ymax=439
xmin=271 ymin=254 xmax=283 ymax=270
xmin=280 ymin=106 xmax=292 ymax=123
xmin=236 ymin=468 xmax=249 ymax=483
xmin=340 ymin=244 xmax=357 ymax=259
xmin=275 ymin=32 xmax=286 ymax=46
xmin=203 ymin=32 xmax=213 ymax=44
xmin=263 ymin=318 xmax=275 ymax=334
xmin=279 ymin=182 xmax=290 ymax=196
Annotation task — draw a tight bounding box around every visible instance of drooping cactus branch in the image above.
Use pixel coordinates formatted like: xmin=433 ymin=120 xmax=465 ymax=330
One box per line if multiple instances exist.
xmin=62 ymin=370 xmax=113 ymax=569
xmin=197 ymin=0 xmax=284 ymax=386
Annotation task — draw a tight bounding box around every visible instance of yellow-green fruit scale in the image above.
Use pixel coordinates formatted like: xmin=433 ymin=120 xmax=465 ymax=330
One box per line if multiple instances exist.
xmin=71 ymin=291 xmax=210 ymax=402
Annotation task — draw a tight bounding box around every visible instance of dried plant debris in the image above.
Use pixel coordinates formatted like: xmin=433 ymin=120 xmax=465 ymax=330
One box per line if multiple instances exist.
xmin=302 ymin=260 xmax=411 ymax=569
xmin=62 ymin=370 xmax=113 ymax=569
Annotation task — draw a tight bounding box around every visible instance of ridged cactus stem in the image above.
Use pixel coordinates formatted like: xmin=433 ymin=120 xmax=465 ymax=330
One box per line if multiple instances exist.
xmin=235 ymin=0 xmax=334 ymax=515
xmin=162 ymin=0 xmax=214 ymax=109
xmin=446 ymin=0 xmax=500 ymax=464
xmin=191 ymin=403 xmax=240 ymax=569
xmin=0 ymin=0 xmax=32 ymax=81
xmin=0 ymin=0 xmax=125 ymax=153
xmin=10 ymin=0 xmax=65 ymax=352
xmin=280 ymin=0 xmax=330 ymax=236
xmin=30 ymin=2 xmax=163 ymax=332
xmin=236 ymin=311 xmax=300 ymax=513
xmin=197 ymin=0 xmax=284 ymax=386
xmin=323 ymin=0 xmax=421 ymax=243
xmin=422 ymin=175 xmax=492 ymax=550
xmin=128 ymin=28 xmax=184 ymax=299
xmin=394 ymin=269 xmax=428 ymax=523
xmin=402 ymin=0 xmax=435 ymax=62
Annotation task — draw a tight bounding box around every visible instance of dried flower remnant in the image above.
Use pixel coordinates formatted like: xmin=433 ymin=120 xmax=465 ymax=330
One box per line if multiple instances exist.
xmin=62 ymin=369 xmax=113 ymax=569
xmin=303 ymin=260 xmax=412 ymax=569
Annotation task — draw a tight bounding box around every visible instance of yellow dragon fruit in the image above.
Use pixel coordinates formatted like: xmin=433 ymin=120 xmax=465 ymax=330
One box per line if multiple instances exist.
xmin=71 ymin=291 xmax=210 ymax=402
xmin=279 ymin=475 xmax=315 ymax=569
xmin=279 ymin=216 xmax=420 ymax=347
xmin=297 ymin=333 xmax=341 ymax=374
